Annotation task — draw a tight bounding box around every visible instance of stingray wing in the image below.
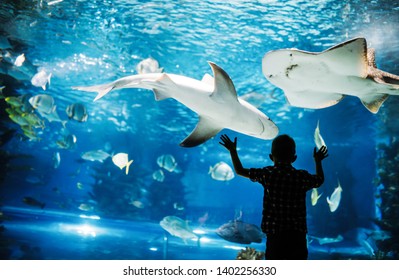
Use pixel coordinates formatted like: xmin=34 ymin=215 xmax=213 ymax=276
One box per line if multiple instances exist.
xmin=319 ymin=37 xmax=368 ymax=78
xmin=284 ymin=89 xmax=345 ymax=109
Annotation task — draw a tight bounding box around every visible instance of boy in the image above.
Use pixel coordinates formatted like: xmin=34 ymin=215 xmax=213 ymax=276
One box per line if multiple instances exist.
xmin=219 ymin=134 xmax=328 ymax=260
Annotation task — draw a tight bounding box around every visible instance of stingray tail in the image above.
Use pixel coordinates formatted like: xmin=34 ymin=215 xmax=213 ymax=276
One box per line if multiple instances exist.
xmin=378 ymin=70 xmax=399 ymax=86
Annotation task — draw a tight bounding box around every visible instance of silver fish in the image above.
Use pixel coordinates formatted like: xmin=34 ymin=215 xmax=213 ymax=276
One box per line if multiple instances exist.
xmin=38 ymin=106 xmax=67 ymax=127
xmin=209 ymin=161 xmax=234 ymax=181
xmin=152 ymin=169 xmax=165 ymax=182
xmin=314 ymin=120 xmax=326 ymax=149
xmin=14 ymin=53 xmax=25 ymax=67
xmin=66 ymin=103 xmax=88 ymax=122
xmin=53 ymin=151 xmax=61 ymax=169
xmin=309 ymin=234 xmax=343 ymax=245
xmin=31 ymin=69 xmax=52 ymax=90
xmin=160 ymin=215 xmax=197 ymax=242
xmin=157 ymin=154 xmax=181 ymax=173
xmin=81 ymin=150 xmax=111 ymax=162
xmin=56 ymin=133 xmax=77 ymax=149
xmin=311 ymin=188 xmax=322 ymax=206
xmin=326 ymin=180 xmax=343 ymax=212
xmin=29 ymin=94 xmax=55 ymax=114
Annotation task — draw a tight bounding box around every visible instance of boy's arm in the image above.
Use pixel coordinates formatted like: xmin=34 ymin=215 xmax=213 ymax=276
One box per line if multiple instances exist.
xmin=313 ymin=146 xmax=328 ymax=185
xmin=219 ymin=134 xmax=250 ymax=178
xmin=228 ymin=148 xmax=250 ymax=178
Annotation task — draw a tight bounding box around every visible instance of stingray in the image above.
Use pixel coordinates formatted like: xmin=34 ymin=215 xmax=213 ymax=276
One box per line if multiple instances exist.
xmin=262 ymin=37 xmax=399 ymax=113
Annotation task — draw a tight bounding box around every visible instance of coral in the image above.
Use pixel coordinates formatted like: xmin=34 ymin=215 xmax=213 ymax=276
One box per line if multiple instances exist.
xmin=236 ymin=247 xmax=264 ymax=260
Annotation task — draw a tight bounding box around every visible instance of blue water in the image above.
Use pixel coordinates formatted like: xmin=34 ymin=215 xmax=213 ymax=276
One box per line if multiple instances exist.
xmin=1 ymin=0 xmax=398 ymax=260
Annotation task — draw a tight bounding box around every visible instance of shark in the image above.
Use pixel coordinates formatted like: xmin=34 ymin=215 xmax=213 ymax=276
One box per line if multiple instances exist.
xmin=73 ymin=62 xmax=278 ymax=147
xmin=262 ymin=37 xmax=399 ymax=113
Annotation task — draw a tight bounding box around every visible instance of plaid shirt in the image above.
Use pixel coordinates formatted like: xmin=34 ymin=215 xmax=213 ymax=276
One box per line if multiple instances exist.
xmin=249 ymin=164 xmax=323 ymax=235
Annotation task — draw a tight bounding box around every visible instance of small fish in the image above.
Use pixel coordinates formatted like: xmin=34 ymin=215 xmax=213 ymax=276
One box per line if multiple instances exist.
xmin=14 ymin=53 xmax=25 ymax=67
xmin=160 ymin=216 xmax=197 ymax=243
xmin=37 ymin=106 xmax=67 ymax=127
xmin=157 ymin=154 xmax=181 ymax=173
xmin=129 ymin=200 xmax=144 ymax=209
xmin=23 ymin=197 xmax=45 ymax=209
xmin=209 ymin=161 xmax=234 ymax=181
xmin=29 ymin=94 xmax=55 ymax=114
xmin=21 ymin=126 xmax=40 ymax=141
xmin=198 ymin=212 xmax=209 ymax=226
xmin=53 ymin=151 xmax=61 ymax=169
xmin=326 ymin=180 xmax=343 ymax=212
xmin=78 ymin=203 xmax=94 ymax=211
xmin=112 ymin=153 xmax=133 ymax=175
xmin=136 ymin=57 xmax=163 ymax=74
xmin=25 ymin=175 xmax=42 ymax=184
xmin=5 ymin=107 xmax=22 ymax=116
xmin=56 ymin=133 xmax=77 ymax=149
xmin=314 ymin=120 xmax=326 ymax=150
xmin=81 ymin=150 xmax=111 ymax=162
xmin=76 ymin=182 xmax=84 ymax=190
xmin=309 ymin=234 xmax=343 ymax=245
xmin=22 ymin=113 xmax=45 ymax=129
xmin=20 ymin=93 xmax=34 ymax=113
xmin=48 ymin=0 xmax=64 ymax=6
xmin=310 ymin=188 xmax=322 ymax=206
xmin=152 ymin=169 xmax=165 ymax=182
xmin=173 ymin=202 xmax=185 ymax=211
xmin=66 ymin=103 xmax=88 ymax=122
xmin=31 ymin=69 xmax=52 ymax=90
xmin=8 ymin=114 xmax=30 ymax=126
xmin=5 ymin=96 xmax=23 ymax=107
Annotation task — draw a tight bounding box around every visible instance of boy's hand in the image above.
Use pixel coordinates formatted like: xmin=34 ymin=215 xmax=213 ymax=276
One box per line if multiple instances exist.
xmin=219 ymin=134 xmax=237 ymax=152
xmin=314 ymin=146 xmax=328 ymax=162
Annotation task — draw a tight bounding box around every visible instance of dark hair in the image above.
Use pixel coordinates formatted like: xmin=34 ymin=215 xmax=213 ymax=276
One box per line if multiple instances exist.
xmin=271 ymin=134 xmax=296 ymax=161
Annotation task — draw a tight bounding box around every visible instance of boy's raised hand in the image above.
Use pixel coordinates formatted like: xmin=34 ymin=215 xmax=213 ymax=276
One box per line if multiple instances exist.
xmin=313 ymin=146 xmax=328 ymax=162
xmin=219 ymin=134 xmax=237 ymax=152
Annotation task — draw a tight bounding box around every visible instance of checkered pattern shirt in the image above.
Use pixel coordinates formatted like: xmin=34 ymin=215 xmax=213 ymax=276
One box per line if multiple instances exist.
xmin=249 ymin=164 xmax=323 ymax=235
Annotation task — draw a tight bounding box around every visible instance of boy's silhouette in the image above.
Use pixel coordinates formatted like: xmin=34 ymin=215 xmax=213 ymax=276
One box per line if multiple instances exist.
xmin=219 ymin=133 xmax=328 ymax=260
